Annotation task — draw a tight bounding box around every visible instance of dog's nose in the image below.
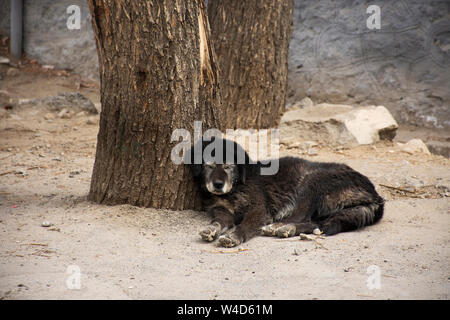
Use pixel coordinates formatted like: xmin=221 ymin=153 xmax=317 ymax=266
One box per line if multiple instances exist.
xmin=213 ymin=181 xmax=224 ymax=190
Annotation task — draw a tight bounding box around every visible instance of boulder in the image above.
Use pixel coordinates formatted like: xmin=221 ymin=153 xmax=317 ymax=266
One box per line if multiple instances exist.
xmin=398 ymin=139 xmax=431 ymax=155
xmin=279 ymin=103 xmax=398 ymax=146
xmin=426 ymin=141 xmax=450 ymax=158
xmin=288 ymin=97 xmax=314 ymax=110
xmin=23 ymin=92 xmax=98 ymax=114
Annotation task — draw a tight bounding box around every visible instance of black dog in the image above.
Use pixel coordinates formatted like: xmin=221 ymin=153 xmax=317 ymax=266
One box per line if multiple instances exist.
xmin=186 ymin=138 xmax=384 ymax=247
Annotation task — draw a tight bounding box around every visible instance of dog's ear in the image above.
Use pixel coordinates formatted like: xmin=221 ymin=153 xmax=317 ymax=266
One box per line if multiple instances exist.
xmin=191 ymin=163 xmax=203 ymax=177
xmin=238 ymin=164 xmax=246 ymax=184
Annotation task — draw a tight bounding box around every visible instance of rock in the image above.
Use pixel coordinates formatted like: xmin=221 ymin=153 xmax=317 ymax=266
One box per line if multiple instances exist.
xmin=43 ymin=113 xmax=56 ymax=120
xmin=289 ymin=97 xmax=314 ymax=109
xmin=398 ymin=139 xmax=431 ymax=155
xmin=279 ymin=104 xmax=398 ymax=146
xmin=86 ymin=116 xmax=99 ymax=125
xmin=0 ymin=91 xmax=13 ymax=107
xmin=299 ymin=233 xmax=314 ymax=241
xmin=25 ymin=92 xmax=98 ymax=114
xmin=18 ymin=98 xmax=33 ymax=105
xmin=41 ymin=221 xmax=53 ymax=227
xmin=94 ymin=103 xmax=101 ymax=113
xmin=0 ymin=56 xmax=10 ymax=64
xmin=426 ymin=141 xmax=450 ymax=158
xmin=313 ymin=228 xmax=322 ymax=235
xmin=6 ymin=68 xmax=20 ymax=76
xmin=57 ymin=108 xmax=68 ymax=118
xmin=0 ymin=108 xmax=8 ymax=119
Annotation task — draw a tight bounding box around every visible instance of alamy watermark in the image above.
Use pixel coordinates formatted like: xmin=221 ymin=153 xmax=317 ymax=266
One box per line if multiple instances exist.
xmin=366 ymin=5 xmax=381 ymax=30
xmin=366 ymin=265 xmax=381 ymax=290
xmin=67 ymin=5 xmax=81 ymax=30
xmin=66 ymin=265 xmax=81 ymax=290
xmin=170 ymin=121 xmax=280 ymax=175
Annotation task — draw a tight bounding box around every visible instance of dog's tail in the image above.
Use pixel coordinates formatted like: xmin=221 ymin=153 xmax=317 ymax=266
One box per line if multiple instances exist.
xmin=320 ymin=195 xmax=385 ymax=236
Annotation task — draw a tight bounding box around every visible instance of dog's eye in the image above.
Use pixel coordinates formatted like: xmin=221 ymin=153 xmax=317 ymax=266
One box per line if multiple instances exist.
xmin=223 ymin=164 xmax=233 ymax=170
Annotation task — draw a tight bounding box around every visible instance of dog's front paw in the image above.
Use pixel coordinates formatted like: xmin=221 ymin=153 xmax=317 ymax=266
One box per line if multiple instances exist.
xmin=199 ymin=225 xmax=218 ymax=242
xmin=218 ymin=233 xmax=242 ymax=248
xmin=275 ymin=224 xmax=296 ymax=238
xmin=261 ymin=223 xmax=284 ymax=236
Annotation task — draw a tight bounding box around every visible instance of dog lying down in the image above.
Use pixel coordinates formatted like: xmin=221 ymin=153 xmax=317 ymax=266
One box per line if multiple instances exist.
xmin=186 ymin=138 xmax=384 ymax=248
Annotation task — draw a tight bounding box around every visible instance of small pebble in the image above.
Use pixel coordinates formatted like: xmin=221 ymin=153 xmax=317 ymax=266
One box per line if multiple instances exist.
xmin=299 ymin=233 xmax=313 ymax=241
xmin=41 ymin=221 xmax=52 ymax=227
xmin=313 ymin=228 xmax=322 ymax=235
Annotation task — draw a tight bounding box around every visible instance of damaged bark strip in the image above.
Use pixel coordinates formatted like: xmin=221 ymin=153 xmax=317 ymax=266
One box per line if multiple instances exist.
xmin=208 ymin=0 xmax=294 ymax=129
xmin=87 ymin=0 xmax=222 ymax=209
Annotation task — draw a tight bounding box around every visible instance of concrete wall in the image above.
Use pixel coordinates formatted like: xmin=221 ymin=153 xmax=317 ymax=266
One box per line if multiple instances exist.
xmin=0 ymin=0 xmax=98 ymax=79
xmin=0 ymin=0 xmax=448 ymax=129
xmin=287 ymin=0 xmax=450 ymax=129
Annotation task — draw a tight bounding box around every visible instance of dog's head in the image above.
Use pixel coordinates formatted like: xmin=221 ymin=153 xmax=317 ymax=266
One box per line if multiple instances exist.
xmin=185 ymin=137 xmax=251 ymax=195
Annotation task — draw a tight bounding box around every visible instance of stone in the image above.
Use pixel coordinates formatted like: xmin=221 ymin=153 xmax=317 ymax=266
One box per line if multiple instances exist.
xmin=313 ymin=228 xmax=322 ymax=235
xmin=6 ymin=68 xmax=19 ymax=76
xmin=279 ymin=104 xmax=398 ymax=146
xmin=86 ymin=116 xmax=99 ymax=125
xmin=57 ymin=108 xmax=68 ymax=118
xmin=289 ymin=97 xmax=314 ymax=109
xmin=43 ymin=113 xmax=55 ymax=120
xmin=299 ymin=233 xmax=314 ymax=241
xmin=426 ymin=141 xmax=450 ymax=158
xmin=0 ymin=108 xmax=8 ymax=119
xmin=398 ymin=139 xmax=431 ymax=155
xmin=25 ymin=92 xmax=98 ymax=114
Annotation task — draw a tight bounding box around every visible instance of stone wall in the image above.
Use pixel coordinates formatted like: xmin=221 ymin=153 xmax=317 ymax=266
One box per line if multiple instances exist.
xmin=0 ymin=0 xmax=448 ymax=128
xmin=287 ymin=0 xmax=450 ymax=129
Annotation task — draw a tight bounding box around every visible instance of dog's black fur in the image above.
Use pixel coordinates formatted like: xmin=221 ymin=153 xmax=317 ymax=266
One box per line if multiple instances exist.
xmin=187 ymin=138 xmax=384 ymax=247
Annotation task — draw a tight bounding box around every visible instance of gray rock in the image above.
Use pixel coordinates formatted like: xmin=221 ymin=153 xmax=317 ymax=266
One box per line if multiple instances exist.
xmin=280 ymin=103 xmax=398 ymax=146
xmin=6 ymin=68 xmax=19 ymax=76
xmin=28 ymin=92 xmax=98 ymax=114
xmin=290 ymin=97 xmax=314 ymax=109
xmin=426 ymin=141 xmax=450 ymax=159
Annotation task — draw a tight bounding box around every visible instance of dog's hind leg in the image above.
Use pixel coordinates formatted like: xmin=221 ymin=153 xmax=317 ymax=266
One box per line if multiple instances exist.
xmin=319 ymin=203 xmax=383 ymax=235
xmin=262 ymin=221 xmax=319 ymax=238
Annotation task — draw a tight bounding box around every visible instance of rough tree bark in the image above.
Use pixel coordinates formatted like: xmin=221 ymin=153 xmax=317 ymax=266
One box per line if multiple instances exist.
xmin=87 ymin=0 xmax=222 ymax=210
xmin=208 ymin=0 xmax=294 ymax=129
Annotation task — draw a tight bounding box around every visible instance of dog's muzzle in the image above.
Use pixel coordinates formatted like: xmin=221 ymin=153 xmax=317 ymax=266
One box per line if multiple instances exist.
xmin=206 ymin=180 xmax=231 ymax=195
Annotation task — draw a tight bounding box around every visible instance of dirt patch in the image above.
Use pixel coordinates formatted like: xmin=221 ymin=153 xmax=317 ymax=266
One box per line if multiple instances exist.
xmin=0 ymin=62 xmax=449 ymax=300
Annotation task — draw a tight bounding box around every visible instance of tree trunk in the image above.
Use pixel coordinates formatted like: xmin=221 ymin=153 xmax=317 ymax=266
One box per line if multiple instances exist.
xmin=208 ymin=0 xmax=294 ymax=129
xmin=87 ymin=0 xmax=222 ymax=210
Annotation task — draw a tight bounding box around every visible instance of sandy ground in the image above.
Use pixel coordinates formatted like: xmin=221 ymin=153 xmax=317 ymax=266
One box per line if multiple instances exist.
xmin=0 ymin=62 xmax=449 ymax=300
